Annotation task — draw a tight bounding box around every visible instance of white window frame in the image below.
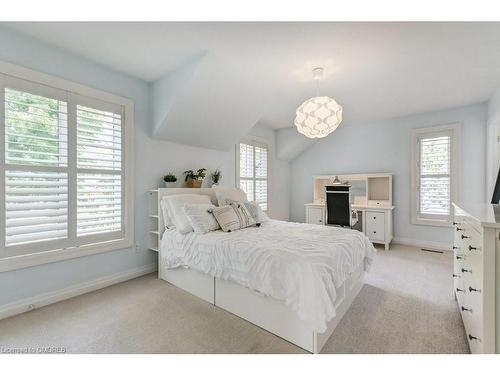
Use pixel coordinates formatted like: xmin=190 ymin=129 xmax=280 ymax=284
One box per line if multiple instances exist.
xmin=235 ymin=136 xmax=271 ymax=213
xmin=411 ymin=124 xmax=460 ymax=227
xmin=0 ymin=61 xmax=134 ymax=272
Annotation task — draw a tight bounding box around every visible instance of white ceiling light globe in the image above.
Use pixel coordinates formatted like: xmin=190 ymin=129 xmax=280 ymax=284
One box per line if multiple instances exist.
xmin=294 ymin=96 xmax=343 ymax=138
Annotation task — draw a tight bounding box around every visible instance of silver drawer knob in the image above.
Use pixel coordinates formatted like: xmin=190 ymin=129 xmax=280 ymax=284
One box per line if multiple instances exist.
xmin=468 ymin=286 xmax=481 ymax=293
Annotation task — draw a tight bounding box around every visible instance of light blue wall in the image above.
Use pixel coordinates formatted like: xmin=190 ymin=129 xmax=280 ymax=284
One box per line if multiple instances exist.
xmin=290 ymin=103 xmax=487 ymax=246
xmin=0 ymin=27 xmax=238 ymax=306
xmin=246 ymin=124 xmax=291 ymax=220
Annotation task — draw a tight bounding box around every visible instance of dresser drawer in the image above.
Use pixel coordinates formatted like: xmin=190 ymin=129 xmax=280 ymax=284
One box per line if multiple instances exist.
xmin=453 ymin=221 xmax=466 ymax=252
xmin=460 ymin=250 xmax=482 ymax=283
xmin=466 ymin=231 xmax=482 ymax=254
xmin=454 ymin=273 xmax=465 ymax=306
xmin=367 ymin=200 xmax=390 ymax=207
xmin=462 ymin=261 xmax=483 ymax=309
xmin=306 ymin=207 xmax=324 ymax=225
xmin=461 ymin=292 xmax=484 ymax=354
xmin=461 ymin=221 xmax=482 ymax=249
xmin=365 ymin=211 xmax=385 ymax=241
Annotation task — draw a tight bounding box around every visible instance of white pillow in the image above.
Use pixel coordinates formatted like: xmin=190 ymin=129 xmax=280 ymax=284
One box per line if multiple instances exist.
xmin=213 ymin=186 xmax=248 ymax=206
xmin=164 ymin=194 xmax=212 ymax=234
xmin=160 ymin=197 xmax=175 ymax=229
xmin=183 ymin=203 xmax=220 ymax=234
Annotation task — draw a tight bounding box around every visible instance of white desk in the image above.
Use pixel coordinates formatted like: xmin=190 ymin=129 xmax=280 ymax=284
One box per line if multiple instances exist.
xmin=305 ymin=203 xmax=394 ymax=250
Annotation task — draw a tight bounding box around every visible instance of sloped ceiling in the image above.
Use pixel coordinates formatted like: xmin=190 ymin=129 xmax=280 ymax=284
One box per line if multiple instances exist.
xmin=276 ymin=127 xmax=318 ymax=161
xmin=151 ymin=51 xmax=270 ymax=151
xmin=4 ymin=23 xmax=500 ymax=157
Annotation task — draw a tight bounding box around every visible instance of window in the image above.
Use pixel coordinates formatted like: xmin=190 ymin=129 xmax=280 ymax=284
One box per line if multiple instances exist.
xmin=0 ymin=63 xmax=133 ymax=271
xmin=237 ymin=140 xmax=269 ymax=211
xmin=411 ymin=124 xmax=460 ymax=226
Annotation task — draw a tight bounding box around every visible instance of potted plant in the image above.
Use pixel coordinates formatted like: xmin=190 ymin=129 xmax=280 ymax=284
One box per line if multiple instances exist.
xmin=163 ymin=173 xmax=177 ymax=188
xmin=184 ymin=168 xmax=207 ymax=188
xmin=211 ymin=169 xmax=222 ymax=186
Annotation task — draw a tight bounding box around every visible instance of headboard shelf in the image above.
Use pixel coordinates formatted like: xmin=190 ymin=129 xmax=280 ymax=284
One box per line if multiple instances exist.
xmin=148 ymin=188 xmax=217 ymax=253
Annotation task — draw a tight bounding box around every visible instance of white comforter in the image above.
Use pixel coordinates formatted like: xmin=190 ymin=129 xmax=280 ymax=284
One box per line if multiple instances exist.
xmin=160 ymin=220 xmax=376 ymax=333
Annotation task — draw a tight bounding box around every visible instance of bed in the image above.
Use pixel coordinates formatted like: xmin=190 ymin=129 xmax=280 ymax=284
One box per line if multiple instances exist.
xmin=157 ymin=188 xmax=376 ymax=353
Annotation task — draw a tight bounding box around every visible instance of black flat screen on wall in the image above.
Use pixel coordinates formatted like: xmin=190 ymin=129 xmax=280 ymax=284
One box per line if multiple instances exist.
xmin=491 ymin=166 xmax=500 ymax=204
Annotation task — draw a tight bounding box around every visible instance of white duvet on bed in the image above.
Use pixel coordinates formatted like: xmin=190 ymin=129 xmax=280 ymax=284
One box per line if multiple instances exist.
xmin=160 ymin=219 xmax=376 ymax=333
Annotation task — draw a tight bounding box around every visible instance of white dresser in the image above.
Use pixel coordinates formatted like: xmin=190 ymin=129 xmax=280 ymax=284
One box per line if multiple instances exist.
xmin=452 ymin=203 xmax=500 ymax=353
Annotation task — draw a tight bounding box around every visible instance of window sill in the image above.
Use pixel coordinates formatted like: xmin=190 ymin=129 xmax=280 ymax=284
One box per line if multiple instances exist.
xmin=411 ymin=217 xmax=453 ymax=227
xmin=0 ymin=238 xmax=133 ymax=273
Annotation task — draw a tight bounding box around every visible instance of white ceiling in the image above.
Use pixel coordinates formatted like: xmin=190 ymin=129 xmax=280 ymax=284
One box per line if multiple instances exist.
xmin=3 ymin=22 xmax=500 ymax=129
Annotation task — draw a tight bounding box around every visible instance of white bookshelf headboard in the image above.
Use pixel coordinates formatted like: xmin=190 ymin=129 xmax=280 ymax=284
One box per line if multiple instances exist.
xmin=149 ymin=188 xmax=218 ymax=252
xmin=157 ymin=188 xmax=217 ymax=232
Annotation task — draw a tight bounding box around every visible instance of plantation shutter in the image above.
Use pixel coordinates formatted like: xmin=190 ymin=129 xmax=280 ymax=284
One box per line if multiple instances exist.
xmin=76 ymin=100 xmax=123 ymax=241
xmin=254 ymin=145 xmax=268 ymax=211
xmin=1 ymin=72 xmax=128 ymax=260
xmin=4 ymin=86 xmax=69 ymax=249
xmin=238 ymin=141 xmax=268 ymax=212
xmin=417 ymin=132 xmax=452 ymax=218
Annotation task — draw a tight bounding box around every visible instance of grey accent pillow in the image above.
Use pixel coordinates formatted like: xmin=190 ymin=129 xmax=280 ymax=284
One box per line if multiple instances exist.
xmin=211 ymin=202 xmax=257 ymax=232
xmin=226 ymin=199 xmax=269 ymax=224
xmin=183 ymin=203 xmax=220 ymax=234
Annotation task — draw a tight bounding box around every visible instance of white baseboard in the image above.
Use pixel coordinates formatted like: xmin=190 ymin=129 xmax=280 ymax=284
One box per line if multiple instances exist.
xmin=392 ymin=237 xmax=451 ymax=251
xmin=0 ymin=263 xmax=157 ymax=321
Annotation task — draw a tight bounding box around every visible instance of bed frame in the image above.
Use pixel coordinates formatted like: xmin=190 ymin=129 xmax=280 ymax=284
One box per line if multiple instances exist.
xmin=156 ymin=188 xmax=365 ymax=353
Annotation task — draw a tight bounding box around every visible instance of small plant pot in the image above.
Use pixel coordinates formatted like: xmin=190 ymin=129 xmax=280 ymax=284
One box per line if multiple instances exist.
xmin=164 ymin=181 xmax=176 ymax=188
xmin=187 ymin=179 xmax=202 ymax=188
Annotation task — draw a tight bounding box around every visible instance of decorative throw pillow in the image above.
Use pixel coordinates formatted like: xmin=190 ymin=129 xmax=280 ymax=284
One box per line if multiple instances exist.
xmin=164 ymin=194 xmax=213 ymax=234
xmin=227 ymin=200 xmax=269 ymax=224
xmin=183 ymin=203 xmax=220 ymax=234
xmin=212 ymin=202 xmax=257 ymax=232
xmin=213 ymin=186 xmax=248 ymax=206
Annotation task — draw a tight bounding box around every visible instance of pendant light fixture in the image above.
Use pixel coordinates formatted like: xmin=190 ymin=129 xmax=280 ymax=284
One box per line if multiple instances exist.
xmin=294 ymin=67 xmax=343 ymax=138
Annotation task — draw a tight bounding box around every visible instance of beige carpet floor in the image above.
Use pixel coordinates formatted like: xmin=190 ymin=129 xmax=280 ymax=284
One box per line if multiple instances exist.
xmin=0 ymin=244 xmax=469 ymax=354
